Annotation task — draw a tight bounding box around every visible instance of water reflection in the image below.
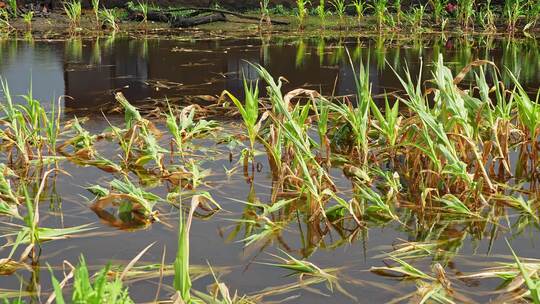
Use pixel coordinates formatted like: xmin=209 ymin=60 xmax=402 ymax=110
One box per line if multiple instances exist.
xmin=0 ymin=34 xmax=539 ymax=112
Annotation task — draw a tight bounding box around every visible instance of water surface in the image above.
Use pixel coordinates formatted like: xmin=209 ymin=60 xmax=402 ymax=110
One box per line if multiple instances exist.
xmin=0 ymin=34 xmax=539 ymax=303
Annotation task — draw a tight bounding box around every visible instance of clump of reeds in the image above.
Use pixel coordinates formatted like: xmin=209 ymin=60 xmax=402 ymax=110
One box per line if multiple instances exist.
xmin=63 ymin=0 xmax=82 ymax=28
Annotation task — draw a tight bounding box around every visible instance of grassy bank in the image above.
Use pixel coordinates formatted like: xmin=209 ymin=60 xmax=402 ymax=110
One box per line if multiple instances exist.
xmin=0 ymin=0 xmax=539 ymax=37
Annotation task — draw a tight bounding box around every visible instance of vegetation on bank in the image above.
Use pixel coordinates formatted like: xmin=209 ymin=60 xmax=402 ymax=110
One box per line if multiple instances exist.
xmin=0 ymin=0 xmax=539 ymax=34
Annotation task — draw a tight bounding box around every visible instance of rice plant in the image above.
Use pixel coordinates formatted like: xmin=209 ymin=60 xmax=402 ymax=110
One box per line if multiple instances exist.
xmin=138 ymin=1 xmax=148 ymax=25
xmin=508 ymin=70 xmax=540 ymax=173
xmin=330 ymin=0 xmax=347 ymax=23
xmin=171 ymin=193 xmax=206 ymax=303
xmin=42 ymin=98 xmax=62 ymax=156
xmin=390 ymin=60 xmax=473 ymax=190
xmin=478 ymin=0 xmax=496 ymax=31
xmin=315 ymin=0 xmax=325 ymax=23
xmin=109 ymin=178 xmax=162 ymax=218
xmin=393 ymin=0 xmax=402 ymax=25
xmin=457 ymin=0 xmax=475 ymax=30
xmin=0 ymin=8 xmax=11 ymax=29
xmin=260 ymin=0 xmax=271 ymax=25
xmin=370 ymin=95 xmax=400 ymax=148
xmin=525 ymin=0 xmax=540 ymax=28
xmin=50 ymin=256 xmax=135 ymax=303
xmin=504 ymin=0 xmax=526 ymax=32
xmin=371 ymin=0 xmax=388 ymax=30
xmin=222 ymin=78 xmax=263 ymax=166
xmin=507 ymin=242 xmax=540 ymax=303
xmin=430 ymin=0 xmax=445 ymax=23
xmin=1 ymin=79 xmax=30 ymax=165
xmin=250 ymin=63 xmax=335 ymax=211
xmin=100 ymin=8 xmax=120 ymax=31
xmin=6 ymin=0 xmax=17 ymax=17
xmin=406 ymin=5 xmax=426 ymax=29
xmin=91 ymin=0 xmax=100 ymax=25
xmin=63 ymin=0 xmax=82 ymax=28
xmin=0 ymin=165 xmax=19 ymax=207
xmin=295 ymin=0 xmax=309 ymax=28
xmin=352 ymin=0 xmax=367 ymax=22
xmin=21 ymin=11 xmax=32 ymax=30
xmin=165 ymin=103 xmax=219 ymax=157
xmin=329 ymin=52 xmax=372 ymax=164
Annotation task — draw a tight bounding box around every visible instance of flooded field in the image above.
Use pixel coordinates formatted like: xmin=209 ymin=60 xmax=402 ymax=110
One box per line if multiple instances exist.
xmin=1 ymin=33 xmax=540 ymax=303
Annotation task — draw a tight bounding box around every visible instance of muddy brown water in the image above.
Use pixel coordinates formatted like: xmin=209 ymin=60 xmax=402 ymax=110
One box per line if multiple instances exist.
xmin=0 ymin=34 xmax=540 ymax=303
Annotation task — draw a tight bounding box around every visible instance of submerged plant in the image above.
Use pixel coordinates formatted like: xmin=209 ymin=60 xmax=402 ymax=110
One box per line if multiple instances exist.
xmin=165 ymin=103 xmax=219 ymax=157
xmin=109 ymin=178 xmax=161 ymax=218
xmin=51 ymin=256 xmax=135 ymax=303
xmin=457 ymin=0 xmax=475 ymax=30
xmin=114 ymin=92 xmax=165 ymax=170
xmin=507 ymin=242 xmax=540 ymax=304
xmin=222 ymin=78 xmax=263 ymax=165
xmin=261 ymin=250 xmax=338 ymax=283
xmin=171 ymin=193 xmax=207 ymax=302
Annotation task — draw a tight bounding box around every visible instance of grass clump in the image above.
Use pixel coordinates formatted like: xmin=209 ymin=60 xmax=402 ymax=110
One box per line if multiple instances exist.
xmin=63 ymin=0 xmax=82 ymax=28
